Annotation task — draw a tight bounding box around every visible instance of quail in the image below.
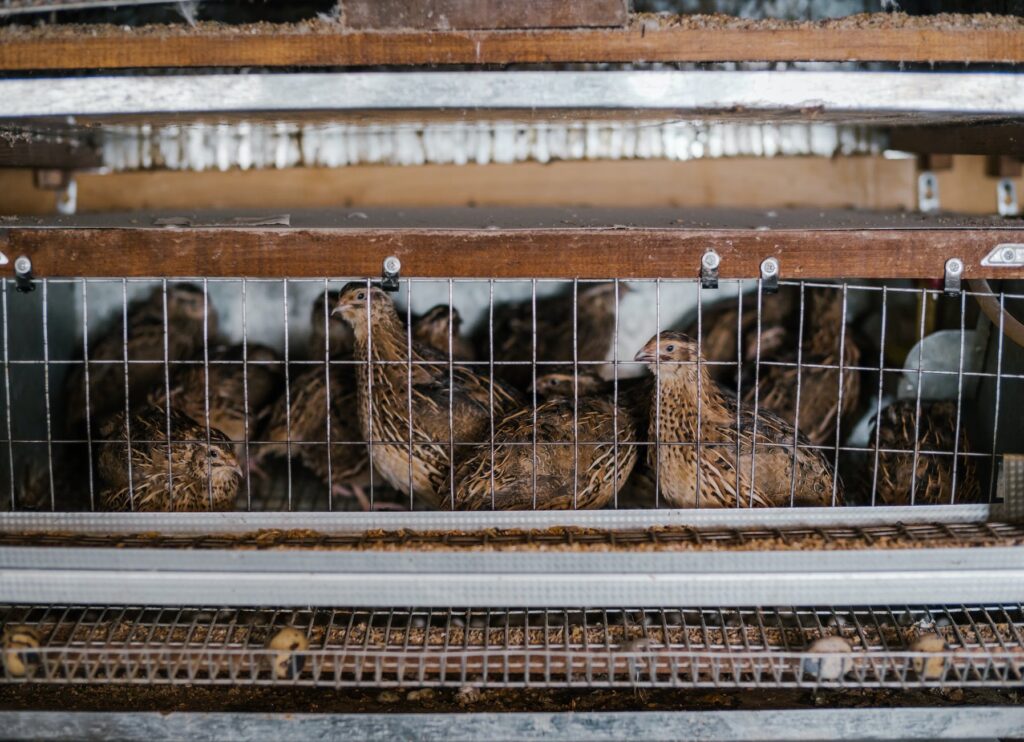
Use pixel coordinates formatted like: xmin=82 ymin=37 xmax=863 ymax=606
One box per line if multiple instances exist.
xmin=744 ymin=288 xmax=862 ymax=447
xmin=333 ymin=284 xmax=522 ymax=507
xmin=868 ymin=399 xmax=980 ymax=505
xmin=634 ymin=332 xmax=840 ymax=508
xmin=479 ymin=282 xmax=627 ymax=390
xmin=413 ymin=303 xmax=475 ymax=362
xmin=253 ymin=365 xmax=372 ymax=509
xmin=65 ymin=283 xmax=217 ymax=432
xmin=150 ymin=342 xmax=282 ymax=468
xmin=96 ymin=405 xmax=242 ymax=512
xmin=446 ymin=385 xmax=638 ymax=511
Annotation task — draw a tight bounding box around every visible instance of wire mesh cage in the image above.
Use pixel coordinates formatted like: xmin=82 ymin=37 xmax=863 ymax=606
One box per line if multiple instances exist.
xmin=1 ymin=274 xmax=1019 ymax=515
xmin=2 ymin=603 xmax=1023 ymax=690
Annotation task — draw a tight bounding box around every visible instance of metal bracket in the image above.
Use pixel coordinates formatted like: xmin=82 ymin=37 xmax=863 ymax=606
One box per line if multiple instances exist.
xmin=918 ymin=171 xmax=940 ymax=213
xmin=998 ymin=178 xmax=1020 ymax=217
xmin=760 ymin=257 xmax=779 ymax=293
xmin=982 ymin=243 xmax=1024 ymax=267
xmin=381 ymin=255 xmax=401 ymax=292
xmin=13 ymin=255 xmax=34 ymax=293
xmin=943 ymin=257 xmax=963 ymax=296
xmin=700 ymin=250 xmax=720 ymax=290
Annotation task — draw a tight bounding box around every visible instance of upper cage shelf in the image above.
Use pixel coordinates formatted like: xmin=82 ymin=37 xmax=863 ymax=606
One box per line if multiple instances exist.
xmin=1 ymin=70 xmax=1023 ymax=129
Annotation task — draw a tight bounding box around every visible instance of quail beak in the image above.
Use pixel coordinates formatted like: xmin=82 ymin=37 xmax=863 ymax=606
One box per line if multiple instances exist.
xmin=231 ymin=463 xmax=244 ymax=478
xmin=633 ymin=346 xmax=658 ymax=364
xmin=331 ymin=298 xmax=359 ymax=317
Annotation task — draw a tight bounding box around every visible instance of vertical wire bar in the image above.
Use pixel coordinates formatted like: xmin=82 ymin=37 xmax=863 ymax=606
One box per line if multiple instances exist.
xmin=1 ymin=281 xmax=12 ymax=509
xmin=942 ymin=286 xmax=966 ymax=501
xmin=572 ymin=279 xmax=579 ymax=509
xmin=241 ymin=278 xmax=252 ymax=511
xmin=870 ymin=287 xmax=889 ymax=507
xmin=734 ymin=286 xmax=744 ymax=503
xmin=695 ymin=280 xmax=703 ymax=508
xmin=612 ymin=279 xmax=620 ymax=509
xmin=949 ymin=289 xmax=968 ymax=503
xmin=909 ymin=288 xmax=929 ymax=504
xmin=323 ymin=281 xmax=334 ymax=512
xmin=282 ymin=280 xmax=293 ymax=511
xmin=447 ymin=279 xmax=455 ymax=510
xmin=788 ymin=284 xmax=807 ymax=507
xmin=364 ymin=278 xmax=375 ymax=509
xmin=488 ymin=279 xmax=495 ymax=510
xmin=161 ymin=280 xmax=174 ymax=510
xmin=987 ymin=291 xmax=1006 ymax=502
xmin=654 ymin=279 xmax=661 ymax=509
xmin=120 ymin=279 xmax=135 ymax=510
xmin=201 ymin=278 xmax=213 ymax=508
xmin=531 ymin=279 xmax=538 ymax=510
xmin=406 ymin=281 xmax=414 ymax=511
xmin=830 ymin=284 xmax=849 ymax=506
xmin=40 ymin=279 xmax=55 ymax=509
xmin=747 ymin=281 xmax=764 ymax=507
xmin=80 ymin=280 xmax=95 ymax=510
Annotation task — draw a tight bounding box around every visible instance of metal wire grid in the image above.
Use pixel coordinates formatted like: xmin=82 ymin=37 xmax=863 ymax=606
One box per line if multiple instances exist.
xmin=2 ymin=604 xmax=1023 ymax=689
xmin=1 ymin=521 xmax=1022 ymax=550
xmin=0 ymin=276 xmax=1015 ymax=513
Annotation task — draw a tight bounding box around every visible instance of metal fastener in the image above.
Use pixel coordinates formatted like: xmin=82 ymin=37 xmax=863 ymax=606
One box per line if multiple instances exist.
xmin=944 ymin=257 xmax=963 ymax=296
xmin=760 ymin=257 xmax=779 ymax=293
xmin=381 ymin=255 xmax=401 ymax=292
xmin=13 ymin=255 xmax=34 ymax=293
xmin=998 ymin=179 xmax=1019 ymax=217
xmin=918 ymin=172 xmax=940 ymax=213
xmin=700 ymin=250 xmax=720 ymax=290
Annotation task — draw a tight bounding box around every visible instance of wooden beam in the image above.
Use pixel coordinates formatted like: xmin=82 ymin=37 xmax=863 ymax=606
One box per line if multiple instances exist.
xmin=341 ymin=0 xmax=628 ymax=29
xmin=890 ymin=124 xmax=1024 ymax=157
xmin=1 ymin=15 xmax=1023 ymax=70
xmin=3 ymin=208 xmax=1023 ymax=280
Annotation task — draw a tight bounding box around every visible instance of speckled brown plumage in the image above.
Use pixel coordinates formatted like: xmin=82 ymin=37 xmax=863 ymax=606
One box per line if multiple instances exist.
xmin=743 ymin=289 xmax=862 ymax=446
xmin=869 ymin=400 xmax=981 ymax=505
xmin=253 ymin=364 xmax=370 ymax=506
xmin=446 ymin=391 xmax=637 ymax=511
xmin=479 ymin=282 xmax=626 ymax=390
xmin=680 ymin=289 xmax=799 ymax=385
xmin=149 ymin=343 xmax=282 ymax=466
xmin=96 ymin=406 xmax=241 ymax=512
xmin=413 ymin=304 xmax=475 ymax=362
xmin=65 ymin=284 xmax=217 ymax=432
xmin=635 ymin=332 xmax=839 ymax=508
xmin=333 ymin=284 xmax=522 ymax=507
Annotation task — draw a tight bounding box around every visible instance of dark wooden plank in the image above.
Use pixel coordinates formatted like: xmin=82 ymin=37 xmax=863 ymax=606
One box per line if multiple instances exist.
xmin=5 ymin=206 xmax=1020 ymax=231
xmin=341 ymin=0 xmax=628 ymax=29
xmin=4 ymin=224 xmax=1024 ymax=279
xmin=1 ymin=16 xmax=1023 ymax=70
xmin=890 ymin=124 xmax=1024 ymax=157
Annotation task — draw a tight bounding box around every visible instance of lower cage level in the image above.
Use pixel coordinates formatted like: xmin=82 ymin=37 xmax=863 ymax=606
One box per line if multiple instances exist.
xmin=3 ymin=605 xmax=1023 ymax=690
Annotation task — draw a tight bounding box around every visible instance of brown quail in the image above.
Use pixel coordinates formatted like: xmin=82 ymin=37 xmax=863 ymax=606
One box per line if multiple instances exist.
xmin=635 ymin=332 xmax=840 ymax=508
xmin=97 ymin=405 xmax=241 ymax=512
xmin=333 ymin=284 xmax=522 ymax=508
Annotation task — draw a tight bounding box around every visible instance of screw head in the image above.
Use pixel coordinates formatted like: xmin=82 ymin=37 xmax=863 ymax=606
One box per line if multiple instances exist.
xmin=760 ymin=257 xmax=779 ymax=276
xmin=382 ymin=255 xmax=401 ymax=275
xmin=1003 ymin=247 xmax=1017 ymax=263
xmin=13 ymin=256 xmax=31 ymax=275
xmin=701 ymin=251 xmax=720 ymax=271
xmin=946 ymin=258 xmax=963 ymax=275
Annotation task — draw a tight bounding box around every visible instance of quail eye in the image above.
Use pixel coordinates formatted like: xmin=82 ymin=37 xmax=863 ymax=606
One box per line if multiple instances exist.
xmin=665 ymin=344 xmax=675 ymax=352
xmin=356 ymin=291 xmax=366 ymax=300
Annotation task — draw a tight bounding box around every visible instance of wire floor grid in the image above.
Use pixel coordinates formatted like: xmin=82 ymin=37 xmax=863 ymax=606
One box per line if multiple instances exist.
xmin=3 ymin=605 xmax=1023 ymax=690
